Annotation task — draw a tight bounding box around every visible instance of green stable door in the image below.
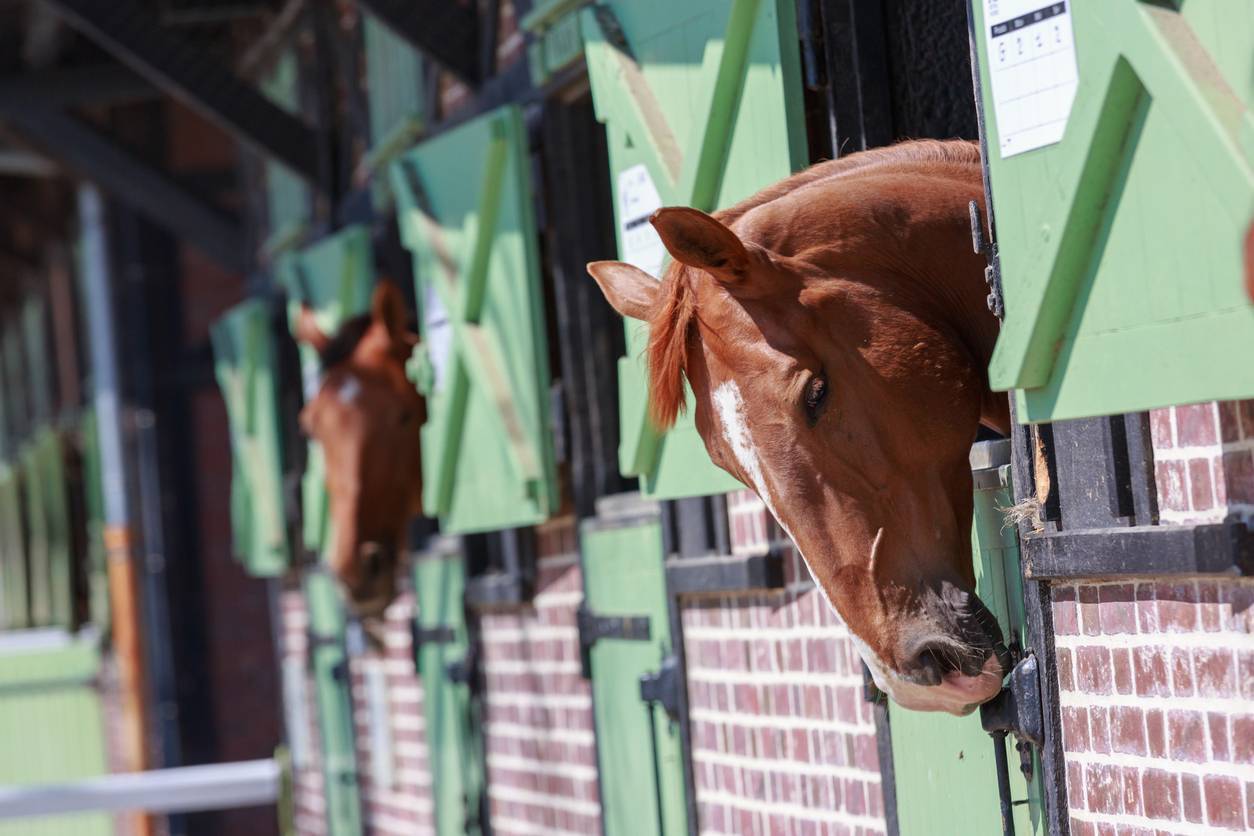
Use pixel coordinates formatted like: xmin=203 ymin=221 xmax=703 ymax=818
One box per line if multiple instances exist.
xmin=970 ymin=0 xmax=1254 ymax=421
xmin=211 ymin=299 xmax=291 ymax=577
xmin=582 ymin=0 xmax=809 ymax=498
xmin=581 ymin=509 xmax=687 ymax=836
xmin=391 ymin=105 xmax=559 ymax=534
xmin=889 ymin=442 xmax=1045 ymax=836
xmin=412 ymin=545 xmax=486 ymax=836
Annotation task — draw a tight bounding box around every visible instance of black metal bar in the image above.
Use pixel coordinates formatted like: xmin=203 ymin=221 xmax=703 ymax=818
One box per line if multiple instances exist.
xmin=991 ymin=731 xmax=1016 ymax=836
xmin=43 ymin=0 xmax=320 ymax=182
xmin=0 ymin=107 xmax=246 ymax=274
xmin=355 ymin=0 xmax=482 ymax=85
xmin=871 ymin=698 xmax=900 ymax=836
xmin=664 ymin=549 xmax=786 ymax=596
xmin=1022 ymin=522 xmax=1253 ymax=580
xmin=0 ymin=63 xmax=155 ymax=106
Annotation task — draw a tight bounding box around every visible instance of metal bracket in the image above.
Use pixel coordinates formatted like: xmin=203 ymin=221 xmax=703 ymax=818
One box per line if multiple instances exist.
xmin=638 ymin=654 xmax=682 ymax=723
xmin=981 ymin=653 xmax=1044 ymax=781
xmin=576 ymin=603 xmax=651 ymax=679
xmin=969 ymin=200 xmax=1003 ymax=319
xmin=410 ymin=623 xmax=456 ymax=652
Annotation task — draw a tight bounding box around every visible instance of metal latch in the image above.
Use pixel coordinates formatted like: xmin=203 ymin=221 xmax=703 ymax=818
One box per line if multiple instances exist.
xmin=410 ymin=623 xmax=455 ymax=651
xmin=969 ymin=200 xmax=1003 ymax=319
xmin=639 ymin=654 xmax=682 ymax=723
xmin=576 ymin=603 xmax=651 ymax=679
xmin=981 ymin=653 xmax=1044 ymax=783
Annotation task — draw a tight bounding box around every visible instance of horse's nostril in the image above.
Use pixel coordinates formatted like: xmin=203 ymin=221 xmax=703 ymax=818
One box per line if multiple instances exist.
xmin=906 ymin=642 xmax=966 ymax=686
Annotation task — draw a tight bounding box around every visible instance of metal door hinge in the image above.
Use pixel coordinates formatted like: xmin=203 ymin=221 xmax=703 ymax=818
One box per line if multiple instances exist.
xmin=981 ymin=653 xmax=1044 ymax=780
xmin=639 ymin=654 xmax=682 ymax=723
xmin=576 ymin=602 xmax=651 ymax=679
xmin=411 ymin=623 xmax=455 ymax=651
xmin=969 ymin=200 xmax=1003 ymax=319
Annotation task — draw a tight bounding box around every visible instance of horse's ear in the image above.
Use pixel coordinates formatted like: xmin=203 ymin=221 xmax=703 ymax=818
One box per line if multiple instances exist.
xmin=294 ymin=305 xmax=330 ymax=354
xmin=587 ymin=261 xmax=659 ymax=321
xmin=650 ymin=207 xmax=749 ymax=285
xmin=371 ymin=280 xmax=409 ymax=341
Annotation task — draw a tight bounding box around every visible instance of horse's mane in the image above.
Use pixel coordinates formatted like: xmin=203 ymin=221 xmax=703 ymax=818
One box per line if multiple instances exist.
xmin=645 ymin=140 xmax=980 ymax=429
xmin=319 ymin=312 xmax=372 ymax=371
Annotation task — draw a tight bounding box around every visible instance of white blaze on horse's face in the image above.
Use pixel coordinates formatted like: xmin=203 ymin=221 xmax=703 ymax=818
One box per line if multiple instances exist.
xmin=712 ymin=379 xmax=1000 ymax=716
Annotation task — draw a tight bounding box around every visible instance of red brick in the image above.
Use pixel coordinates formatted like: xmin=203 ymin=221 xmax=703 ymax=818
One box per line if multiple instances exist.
xmin=1208 ymin=712 xmax=1231 ymax=761
xmin=1089 ymin=706 xmax=1112 ymax=754
xmin=1070 ymin=819 xmax=1095 ymax=836
xmin=1134 ymin=646 xmax=1170 ymax=697
xmin=1156 ymin=460 xmax=1188 ymax=512
xmin=1077 ymin=646 xmax=1114 ymax=694
xmin=1057 ymin=647 xmax=1075 ymax=691
xmin=1054 ymin=586 xmax=1080 ymax=635
xmin=1140 ymin=769 xmax=1180 ymax=820
xmin=1218 ymin=401 xmax=1243 ymax=443
xmin=1241 ymin=649 xmax=1254 ymax=700
xmin=1121 ymin=766 xmax=1142 ymax=816
xmin=1086 ymin=763 xmax=1121 ymax=813
xmin=1203 ymin=774 xmax=1243 ymax=830
xmin=1238 ymin=399 xmax=1254 ymax=438
xmin=1188 ymin=458 xmax=1215 ymax=511
xmin=1149 ymin=408 xmax=1174 ymax=449
xmin=1194 ymin=647 xmax=1237 ymax=697
xmin=1111 ymin=706 xmax=1146 ymax=755
xmin=1098 ymin=584 xmax=1136 ymax=634
xmin=1234 ymin=715 xmax=1254 ymax=764
xmin=1167 ymin=710 xmax=1206 ymax=762
xmin=1180 ymin=773 xmax=1203 ymax=823
xmin=806 ymin=638 xmax=834 ymax=671
xmin=1067 ymin=761 xmax=1086 ymax=810
xmin=1222 ymin=449 xmax=1254 ymax=505
xmin=1079 ymin=587 xmax=1102 ymax=636
xmin=1135 ymin=583 xmax=1160 ymax=632
xmin=1157 ymin=582 xmax=1199 ymax=631
xmin=1112 ymin=649 xmax=1133 ymax=695
xmin=1198 ymin=582 xmax=1224 ymax=631
xmin=1171 ymin=648 xmax=1195 ymax=695
xmin=1175 ymin=402 xmax=1217 ymax=446
xmin=1096 ymin=824 xmax=1116 ymax=836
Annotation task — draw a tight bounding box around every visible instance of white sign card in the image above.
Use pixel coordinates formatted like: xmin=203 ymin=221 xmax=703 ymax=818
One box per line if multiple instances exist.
xmin=982 ymin=1 xmax=1079 ymax=158
xmin=424 ymin=282 xmax=454 ymax=392
xmin=616 ymin=164 xmax=666 ymax=279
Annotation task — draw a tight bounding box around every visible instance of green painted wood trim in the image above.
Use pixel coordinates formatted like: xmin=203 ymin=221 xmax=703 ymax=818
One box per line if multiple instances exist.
xmin=520 ymin=0 xmax=590 ymax=33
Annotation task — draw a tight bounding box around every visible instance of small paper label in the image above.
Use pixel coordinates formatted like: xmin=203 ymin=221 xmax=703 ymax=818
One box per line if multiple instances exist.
xmin=424 ymin=283 xmax=454 ymax=392
xmin=617 ymin=164 xmax=666 ymax=279
xmin=983 ymin=1 xmax=1079 ymax=158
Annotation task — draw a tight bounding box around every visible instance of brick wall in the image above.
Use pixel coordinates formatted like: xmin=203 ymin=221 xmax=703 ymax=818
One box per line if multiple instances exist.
xmin=348 ymin=582 xmax=436 ymax=834
xmin=280 ymin=587 xmax=329 ymax=836
xmin=1058 ymin=400 xmax=1254 ymax=834
xmin=682 ymin=490 xmax=888 ymax=836
xmin=479 ymin=517 xmax=602 ymax=836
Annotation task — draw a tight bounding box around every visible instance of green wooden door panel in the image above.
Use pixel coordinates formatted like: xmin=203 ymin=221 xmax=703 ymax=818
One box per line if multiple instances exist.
xmin=890 ymin=454 xmax=1044 ymax=836
xmin=972 ymin=0 xmax=1254 ymax=421
xmin=581 ymin=514 xmax=687 ymax=836
xmin=211 ymin=299 xmax=291 ymax=577
xmin=77 ymin=411 xmax=109 ymax=627
xmin=413 ymin=547 xmax=486 ymax=836
xmin=391 ymin=105 xmax=559 ymax=534
xmin=582 ymin=0 xmax=807 ymax=498
xmin=261 ymin=48 xmax=310 ymax=251
xmin=0 ymin=631 xmax=111 ymax=836
xmin=0 ymin=463 xmax=28 ymax=629
xmin=362 ymin=13 xmax=424 ymax=211
xmin=35 ymin=430 xmax=72 ymax=628
xmin=279 ymin=227 xmax=375 ymax=558
xmin=20 ymin=441 xmax=51 ymax=627
xmin=304 ymin=571 xmax=364 ymax=836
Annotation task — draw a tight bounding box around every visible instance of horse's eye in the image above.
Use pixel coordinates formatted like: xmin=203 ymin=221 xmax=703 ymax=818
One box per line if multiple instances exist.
xmin=397 ymin=410 xmax=412 ymax=426
xmin=804 ymin=374 xmax=828 ymax=426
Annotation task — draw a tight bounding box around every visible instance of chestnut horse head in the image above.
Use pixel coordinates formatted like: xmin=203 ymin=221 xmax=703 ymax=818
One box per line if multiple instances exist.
xmin=296 ymin=281 xmax=426 ymax=617
xmin=589 ymin=141 xmax=1013 ymax=714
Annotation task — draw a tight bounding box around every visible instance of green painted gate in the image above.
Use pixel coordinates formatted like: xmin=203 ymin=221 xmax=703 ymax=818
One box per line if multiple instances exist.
xmin=581 ymin=509 xmax=687 ymax=836
xmin=21 ymin=430 xmax=73 ymax=629
xmin=412 ymin=544 xmax=486 ymax=836
xmin=304 ymin=571 xmax=364 ymax=836
xmin=970 ymin=0 xmax=1254 ymax=421
xmin=0 ymin=630 xmax=110 ymax=836
xmin=0 ymin=462 xmax=27 ymax=629
xmin=581 ymin=0 xmax=808 ymax=498
xmin=390 ymin=105 xmax=559 ymax=534
xmin=889 ymin=442 xmax=1045 ymax=835
xmin=211 ymin=299 xmax=291 ymax=577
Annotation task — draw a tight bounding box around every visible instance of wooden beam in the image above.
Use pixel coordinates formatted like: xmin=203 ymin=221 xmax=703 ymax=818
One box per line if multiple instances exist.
xmin=0 ymin=106 xmax=247 ymax=274
xmin=356 ymin=0 xmax=482 ymax=85
xmin=42 ymin=0 xmax=321 ymax=183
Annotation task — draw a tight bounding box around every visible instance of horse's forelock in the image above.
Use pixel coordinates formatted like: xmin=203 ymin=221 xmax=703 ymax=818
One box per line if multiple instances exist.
xmin=318 ymin=312 xmax=373 ymax=371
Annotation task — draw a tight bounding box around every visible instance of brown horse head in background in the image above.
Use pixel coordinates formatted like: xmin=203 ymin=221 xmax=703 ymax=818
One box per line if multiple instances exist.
xmin=589 ymin=141 xmax=1012 ymax=714
xmin=296 ymin=282 xmax=426 ymax=617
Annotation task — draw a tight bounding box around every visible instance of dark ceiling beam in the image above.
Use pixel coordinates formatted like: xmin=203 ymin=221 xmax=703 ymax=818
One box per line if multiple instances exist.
xmin=356 ymin=0 xmax=482 ymax=85
xmin=42 ymin=0 xmax=321 ymax=183
xmin=0 ymin=105 xmax=247 ymax=274
xmin=0 ymin=64 xmax=156 ymax=108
